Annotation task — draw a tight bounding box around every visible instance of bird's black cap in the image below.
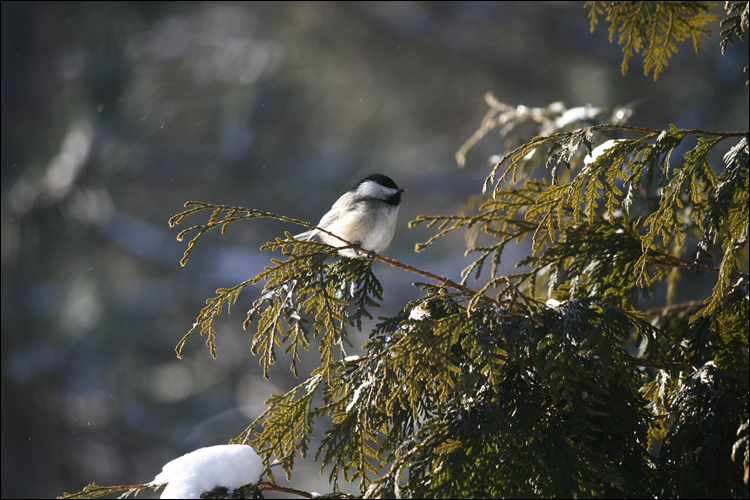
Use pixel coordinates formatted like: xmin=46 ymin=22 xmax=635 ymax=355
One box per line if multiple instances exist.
xmin=356 ymin=173 xmax=403 ymax=191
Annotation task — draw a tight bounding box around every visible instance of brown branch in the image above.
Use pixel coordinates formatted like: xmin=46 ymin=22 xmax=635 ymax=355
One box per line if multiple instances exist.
xmin=645 ymin=300 xmax=706 ymax=317
xmin=650 ymin=253 xmax=749 ymax=279
xmin=60 ymin=481 xmax=335 ymax=500
xmin=611 ymin=124 xmax=748 ymax=137
xmin=373 ymin=252 xmax=542 ymax=314
xmin=325 ymin=243 xmax=516 ymax=309
xmin=58 ymin=483 xmax=152 ymax=499
xmin=257 ymin=481 xmax=319 ymax=498
xmin=118 ymin=484 xmax=152 ymax=490
xmin=372 ymin=253 xmax=498 ymax=303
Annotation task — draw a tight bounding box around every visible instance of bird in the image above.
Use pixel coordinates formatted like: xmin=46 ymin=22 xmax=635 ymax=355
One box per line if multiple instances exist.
xmin=295 ymin=173 xmax=405 ymax=258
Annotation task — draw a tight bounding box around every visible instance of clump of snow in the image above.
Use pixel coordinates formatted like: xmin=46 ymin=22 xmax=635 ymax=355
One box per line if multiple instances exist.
xmin=408 ymin=305 xmax=430 ymax=321
xmin=555 ymin=105 xmax=602 ymax=128
xmin=346 ymin=377 xmax=373 ymax=412
xmin=584 ymin=139 xmax=625 ymax=165
xmin=150 ymin=444 xmax=264 ymax=499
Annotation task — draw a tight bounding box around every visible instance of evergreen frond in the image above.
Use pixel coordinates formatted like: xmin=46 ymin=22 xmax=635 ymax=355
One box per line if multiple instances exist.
xmin=657 ymin=362 xmax=749 ymax=498
xmin=416 ymin=120 xmax=747 ymax=323
xmin=232 ymin=374 xmax=324 ymax=482
xmin=370 ymin=297 xmax=659 ymax=498
xmin=175 ymin=278 xmax=254 ymax=359
xmin=169 ymin=204 xmax=388 ymax=372
xmin=247 ymin=239 xmax=384 ymax=378
xmin=694 ymin=136 xmax=749 ymax=318
xmin=398 ymin=97 xmax=747 ymax=496
xmin=720 ymin=1 xmax=749 ymax=55
xmin=586 ymin=1 xmax=720 ymax=80
xmin=719 ymin=0 xmax=750 ymax=84
xmin=316 ymin=356 xmax=387 ymax=489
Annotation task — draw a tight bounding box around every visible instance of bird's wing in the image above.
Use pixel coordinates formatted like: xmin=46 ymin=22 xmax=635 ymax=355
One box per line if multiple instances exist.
xmin=294 ymin=229 xmax=316 ymax=240
xmin=295 ymin=191 xmax=356 ymax=240
xmin=316 ymin=205 xmax=344 ymax=230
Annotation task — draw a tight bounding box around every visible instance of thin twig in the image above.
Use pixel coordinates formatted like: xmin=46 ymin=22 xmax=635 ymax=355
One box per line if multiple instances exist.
xmin=610 ymin=124 xmax=748 ymax=137
xmin=651 ymin=252 xmax=749 ymax=279
xmin=257 ymin=481 xmax=323 ymax=498
xmin=373 ymin=253 xmax=502 ymax=305
xmin=645 ymin=300 xmax=705 ymax=318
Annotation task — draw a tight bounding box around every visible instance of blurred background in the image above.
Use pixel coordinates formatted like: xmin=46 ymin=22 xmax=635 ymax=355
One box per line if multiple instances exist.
xmin=1 ymin=2 xmax=747 ymax=498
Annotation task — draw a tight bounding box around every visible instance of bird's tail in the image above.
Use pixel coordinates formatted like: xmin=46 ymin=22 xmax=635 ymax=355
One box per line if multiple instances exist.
xmin=294 ymin=230 xmax=316 ymax=240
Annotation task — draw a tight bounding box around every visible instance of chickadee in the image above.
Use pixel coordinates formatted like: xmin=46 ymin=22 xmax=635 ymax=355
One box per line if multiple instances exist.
xmin=295 ymin=173 xmax=406 ymax=258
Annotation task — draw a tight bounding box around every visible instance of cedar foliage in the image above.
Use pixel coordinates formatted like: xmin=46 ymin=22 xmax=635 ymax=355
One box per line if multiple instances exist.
xmin=585 ymin=1 xmax=720 ymax=80
xmin=62 ymin=2 xmax=748 ymax=499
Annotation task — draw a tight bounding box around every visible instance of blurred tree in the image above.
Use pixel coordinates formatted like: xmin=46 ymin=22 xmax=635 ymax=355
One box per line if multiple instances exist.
xmin=63 ymin=2 xmax=748 ymax=498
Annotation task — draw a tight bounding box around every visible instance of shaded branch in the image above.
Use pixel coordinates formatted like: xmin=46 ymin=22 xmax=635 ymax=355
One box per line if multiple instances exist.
xmin=611 ymin=124 xmax=748 ymax=137
xmin=631 ymin=355 xmax=697 ymax=373
xmin=651 ymin=252 xmax=749 ymax=279
xmin=645 ymin=299 xmax=705 ymax=317
xmin=256 ymin=481 xmax=322 ymax=498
